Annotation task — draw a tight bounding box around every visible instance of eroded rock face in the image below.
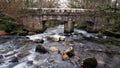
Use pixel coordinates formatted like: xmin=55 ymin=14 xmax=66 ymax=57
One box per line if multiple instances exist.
xmin=81 ymin=57 xmax=97 ymax=68
xmin=35 ymin=44 xmax=48 ymax=54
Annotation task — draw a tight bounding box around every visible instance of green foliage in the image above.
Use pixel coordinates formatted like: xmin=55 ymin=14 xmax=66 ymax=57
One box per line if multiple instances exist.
xmin=34 ymin=28 xmax=43 ymax=33
xmin=12 ymin=28 xmax=27 ymax=36
xmin=37 ymin=8 xmax=42 ymax=14
xmin=0 ymin=19 xmax=28 ymax=35
xmin=19 ymin=9 xmax=35 ymax=14
xmin=75 ymin=21 xmax=87 ymax=29
xmin=0 ymin=19 xmax=17 ymax=32
xmin=24 ymin=0 xmax=29 ymax=7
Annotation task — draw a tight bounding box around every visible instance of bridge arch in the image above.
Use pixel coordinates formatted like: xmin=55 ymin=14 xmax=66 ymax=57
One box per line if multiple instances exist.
xmin=41 ymin=18 xmax=75 ymax=33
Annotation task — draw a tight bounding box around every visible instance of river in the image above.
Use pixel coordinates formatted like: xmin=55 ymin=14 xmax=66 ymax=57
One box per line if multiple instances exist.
xmin=0 ymin=25 xmax=120 ymax=68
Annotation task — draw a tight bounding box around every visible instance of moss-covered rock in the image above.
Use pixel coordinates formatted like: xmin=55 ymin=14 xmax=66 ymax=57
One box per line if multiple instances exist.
xmin=81 ymin=57 xmax=97 ymax=68
xmin=33 ymin=39 xmax=44 ymax=43
xmin=35 ymin=44 xmax=48 ymax=54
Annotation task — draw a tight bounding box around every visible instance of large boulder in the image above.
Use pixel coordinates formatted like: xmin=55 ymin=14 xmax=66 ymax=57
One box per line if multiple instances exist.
xmin=47 ymin=35 xmax=65 ymax=42
xmin=35 ymin=44 xmax=48 ymax=54
xmin=81 ymin=57 xmax=97 ymax=68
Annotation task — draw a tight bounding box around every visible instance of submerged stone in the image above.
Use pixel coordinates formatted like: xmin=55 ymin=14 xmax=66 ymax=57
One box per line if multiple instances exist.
xmin=48 ymin=58 xmax=54 ymax=63
xmin=9 ymin=57 xmax=19 ymax=62
xmin=0 ymin=55 xmax=4 ymax=64
xmin=27 ymin=61 xmax=33 ymax=66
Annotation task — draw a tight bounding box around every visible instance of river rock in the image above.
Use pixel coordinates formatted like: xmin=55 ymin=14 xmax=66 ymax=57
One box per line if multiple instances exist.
xmin=27 ymin=61 xmax=33 ymax=66
xmin=35 ymin=44 xmax=48 ymax=54
xmin=47 ymin=35 xmax=65 ymax=42
xmin=59 ymin=36 xmax=66 ymax=41
xmin=0 ymin=55 xmax=4 ymax=59
xmin=34 ymin=39 xmax=44 ymax=43
xmin=0 ymin=55 xmax=4 ymax=64
xmin=17 ymin=50 xmax=30 ymax=59
xmin=48 ymin=58 xmax=54 ymax=63
xmin=64 ymin=47 xmax=75 ymax=57
xmin=9 ymin=57 xmax=19 ymax=62
xmin=49 ymin=46 xmax=59 ymax=52
xmin=81 ymin=57 xmax=97 ymax=68
xmin=0 ymin=30 xmax=9 ymax=36
xmin=62 ymin=53 xmax=69 ymax=60
xmin=28 ymin=32 xmax=36 ymax=35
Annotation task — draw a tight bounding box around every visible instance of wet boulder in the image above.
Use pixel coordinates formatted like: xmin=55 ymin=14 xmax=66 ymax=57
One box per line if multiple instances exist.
xmin=34 ymin=39 xmax=44 ymax=43
xmin=47 ymin=35 xmax=65 ymax=42
xmin=35 ymin=44 xmax=48 ymax=54
xmin=81 ymin=57 xmax=97 ymax=68
xmin=62 ymin=53 xmax=69 ymax=60
xmin=59 ymin=36 xmax=66 ymax=41
xmin=26 ymin=61 xmax=33 ymax=66
xmin=64 ymin=47 xmax=75 ymax=57
xmin=49 ymin=46 xmax=59 ymax=52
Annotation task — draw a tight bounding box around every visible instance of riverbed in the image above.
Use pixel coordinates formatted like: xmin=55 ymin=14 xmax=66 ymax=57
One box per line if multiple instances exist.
xmin=0 ymin=25 xmax=120 ymax=68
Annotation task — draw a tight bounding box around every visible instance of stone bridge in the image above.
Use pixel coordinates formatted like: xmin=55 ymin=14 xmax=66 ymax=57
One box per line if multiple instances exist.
xmin=18 ymin=8 xmax=106 ymax=33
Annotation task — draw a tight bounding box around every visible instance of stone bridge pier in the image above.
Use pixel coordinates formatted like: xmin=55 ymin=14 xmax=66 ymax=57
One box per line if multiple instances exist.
xmin=40 ymin=19 xmax=75 ymax=33
xmin=64 ymin=20 xmax=74 ymax=33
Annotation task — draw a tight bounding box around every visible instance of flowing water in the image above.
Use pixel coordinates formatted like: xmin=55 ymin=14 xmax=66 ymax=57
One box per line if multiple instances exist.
xmin=0 ymin=25 xmax=120 ymax=68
